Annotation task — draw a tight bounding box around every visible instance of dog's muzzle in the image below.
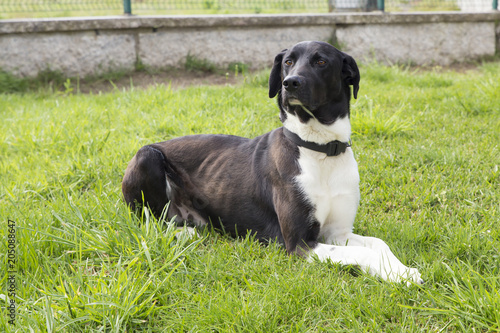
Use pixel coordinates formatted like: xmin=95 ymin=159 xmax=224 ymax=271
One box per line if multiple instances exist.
xmin=283 ymin=75 xmax=309 ymax=106
xmin=283 ymin=75 xmax=302 ymax=93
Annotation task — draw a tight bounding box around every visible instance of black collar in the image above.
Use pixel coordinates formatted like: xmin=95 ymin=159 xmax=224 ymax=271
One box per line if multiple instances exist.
xmin=282 ymin=127 xmax=351 ymax=157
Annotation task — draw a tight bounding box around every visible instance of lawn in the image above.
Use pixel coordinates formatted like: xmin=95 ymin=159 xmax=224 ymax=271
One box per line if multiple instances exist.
xmin=0 ymin=0 xmax=329 ymax=19
xmin=0 ymin=63 xmax=499 ymax=332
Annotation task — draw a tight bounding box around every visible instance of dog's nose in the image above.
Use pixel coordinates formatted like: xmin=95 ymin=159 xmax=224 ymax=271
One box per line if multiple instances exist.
xmin=283 ymin=76 xmax=301 ymax=92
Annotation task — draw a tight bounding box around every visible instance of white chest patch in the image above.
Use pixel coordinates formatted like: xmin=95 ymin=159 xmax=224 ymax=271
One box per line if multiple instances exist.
xmin=284 ymin=114 xmax=360 ymax=242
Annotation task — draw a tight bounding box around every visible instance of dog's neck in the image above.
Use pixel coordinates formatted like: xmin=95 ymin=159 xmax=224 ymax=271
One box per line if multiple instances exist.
xmin=282 ymin=112 xmax=352 ymax=146
xmin=282 ymin=127 xmax=351 ymax=157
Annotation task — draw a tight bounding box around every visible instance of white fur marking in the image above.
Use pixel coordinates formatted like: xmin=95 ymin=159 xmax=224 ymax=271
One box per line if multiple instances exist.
xmin=175 ymin=226 xmax=198 ymax=240
xmin=310 ymin=242 xmax=423 ymax=285
xmin=283 ymin=112 xmax=352 ymax=144
xmin=165 ymin=176 xmax=208 ymax=227
xmin=288 ymin=99 xmax=316 ymax=119
xmin=286 ymin=112 xmax=359 ymax=235
xmin=285 ymin=112 xmax=422 ymax=285
xmin=165 ymin=174 xmax=173 ymax=199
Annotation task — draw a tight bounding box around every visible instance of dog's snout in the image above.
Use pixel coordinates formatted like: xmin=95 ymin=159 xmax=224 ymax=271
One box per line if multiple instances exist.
xmin=283 ymin=76 xmax=302 ymax=92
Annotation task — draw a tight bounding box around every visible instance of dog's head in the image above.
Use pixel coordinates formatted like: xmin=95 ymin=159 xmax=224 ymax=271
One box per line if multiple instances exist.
xmin=269 ymin=41 xmax=360 ymax=124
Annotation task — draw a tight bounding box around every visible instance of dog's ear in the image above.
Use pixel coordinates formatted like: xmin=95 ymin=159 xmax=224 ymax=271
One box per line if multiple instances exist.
xmin=269 ymin=49 xmax=287 ymax=98
xmin=342 ymin=53 xmax=360 ymax=99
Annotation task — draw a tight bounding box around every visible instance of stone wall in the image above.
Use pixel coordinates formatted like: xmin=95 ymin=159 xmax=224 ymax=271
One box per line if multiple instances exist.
xmin=0 ymin=12 xmax=499 ymax=77
xmin=337 ymin=22 xmax=497 ymax=65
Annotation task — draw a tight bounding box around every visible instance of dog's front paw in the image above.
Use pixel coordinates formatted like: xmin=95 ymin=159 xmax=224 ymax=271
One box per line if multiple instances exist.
xmin=383 ymin=266 xmax=423 ymax=287
xmin=407 ymin=267 xmax=424 ymax=285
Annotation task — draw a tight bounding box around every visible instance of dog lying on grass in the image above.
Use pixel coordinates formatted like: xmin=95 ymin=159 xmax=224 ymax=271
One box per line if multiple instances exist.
xmin=122 ymin=41 xmax=423 ymax=285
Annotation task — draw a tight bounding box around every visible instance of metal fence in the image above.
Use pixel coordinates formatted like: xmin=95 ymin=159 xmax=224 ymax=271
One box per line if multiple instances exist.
xmin=0 ymin=0 xmax=497 ymax=16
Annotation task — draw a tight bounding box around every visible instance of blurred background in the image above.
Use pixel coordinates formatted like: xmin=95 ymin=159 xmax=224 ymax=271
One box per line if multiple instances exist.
xmin=0 ymin=0 xmax=498 ymax=19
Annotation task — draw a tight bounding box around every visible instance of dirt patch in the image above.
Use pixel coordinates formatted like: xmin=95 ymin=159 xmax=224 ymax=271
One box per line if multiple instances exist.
xmin=72 ymin=60 xmax=492 ymax=94
xmin=76 ymin=70 xmax=245 ymax=94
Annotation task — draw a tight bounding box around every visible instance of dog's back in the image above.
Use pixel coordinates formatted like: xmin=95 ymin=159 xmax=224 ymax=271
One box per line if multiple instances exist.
xmin=122 ymin=129 xmax=303 ymax=244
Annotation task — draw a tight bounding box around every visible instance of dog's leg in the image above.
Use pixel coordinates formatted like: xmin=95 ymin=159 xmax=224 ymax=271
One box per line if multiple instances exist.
xmin=122 ymin=145 xmax=170 ymax=217
xmin=337 ymin=233 xmax=422 ymax=285
xmin=174 ymin=226 xmax=198 ymax=240
xmin=312 ymin=234 xmax=423 ymax=285
xmin=311 ymin=243 xmax=382 ymax=276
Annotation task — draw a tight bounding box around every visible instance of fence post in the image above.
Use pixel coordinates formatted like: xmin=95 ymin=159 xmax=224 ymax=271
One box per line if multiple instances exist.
xmin=328 ymin=0 xmax=334 ymax=12
xmin=377 ymin=0 xmax=385 ymax=11
xmin=123 ymin=0 xmax=132 ymax=15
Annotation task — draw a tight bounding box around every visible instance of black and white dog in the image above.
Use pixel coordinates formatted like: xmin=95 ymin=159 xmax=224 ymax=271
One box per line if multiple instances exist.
xmin=122 ymin=41 xmax=423 ymax=285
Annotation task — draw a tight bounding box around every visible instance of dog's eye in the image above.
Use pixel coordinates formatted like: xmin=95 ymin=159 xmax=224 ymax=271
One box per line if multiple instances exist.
xmin=317 ymin=59 xmax=327 ymax=66
xmin=284 ymin=60 xmax=293 ymax=66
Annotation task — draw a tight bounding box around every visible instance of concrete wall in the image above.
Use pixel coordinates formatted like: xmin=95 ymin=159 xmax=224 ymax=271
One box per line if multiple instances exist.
xmin=337 ymin=21 xmax=497 ymax=65
xmin=0 ymin=12 xmax=499 ymax=77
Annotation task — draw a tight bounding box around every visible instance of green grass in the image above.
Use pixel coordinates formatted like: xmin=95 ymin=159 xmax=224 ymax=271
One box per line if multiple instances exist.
xmin=0 ymin=0 xmax=329 ymax=19
xmin=1 ymin=63 xmax=499 ymax=332
xmin=185 ymin=53 xmax=219 ymax=74
xmin=0 ymin=69 xmax=70 ymax=94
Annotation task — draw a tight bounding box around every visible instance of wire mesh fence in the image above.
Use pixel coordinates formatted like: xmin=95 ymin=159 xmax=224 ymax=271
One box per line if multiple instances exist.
xmin=0 ymin=1 xmax=122 ymax=13
xmin=386 ymin=0 xmax=497 ymax=11
xmin=0 ymin=0 xmax=497 ymax=16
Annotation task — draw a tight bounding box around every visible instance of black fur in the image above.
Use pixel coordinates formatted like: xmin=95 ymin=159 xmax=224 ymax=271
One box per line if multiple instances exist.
xmin=122 ymin=41 xmax=359 ymax=255
xmin=269 ymin=41 xmax=359 ymax=125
